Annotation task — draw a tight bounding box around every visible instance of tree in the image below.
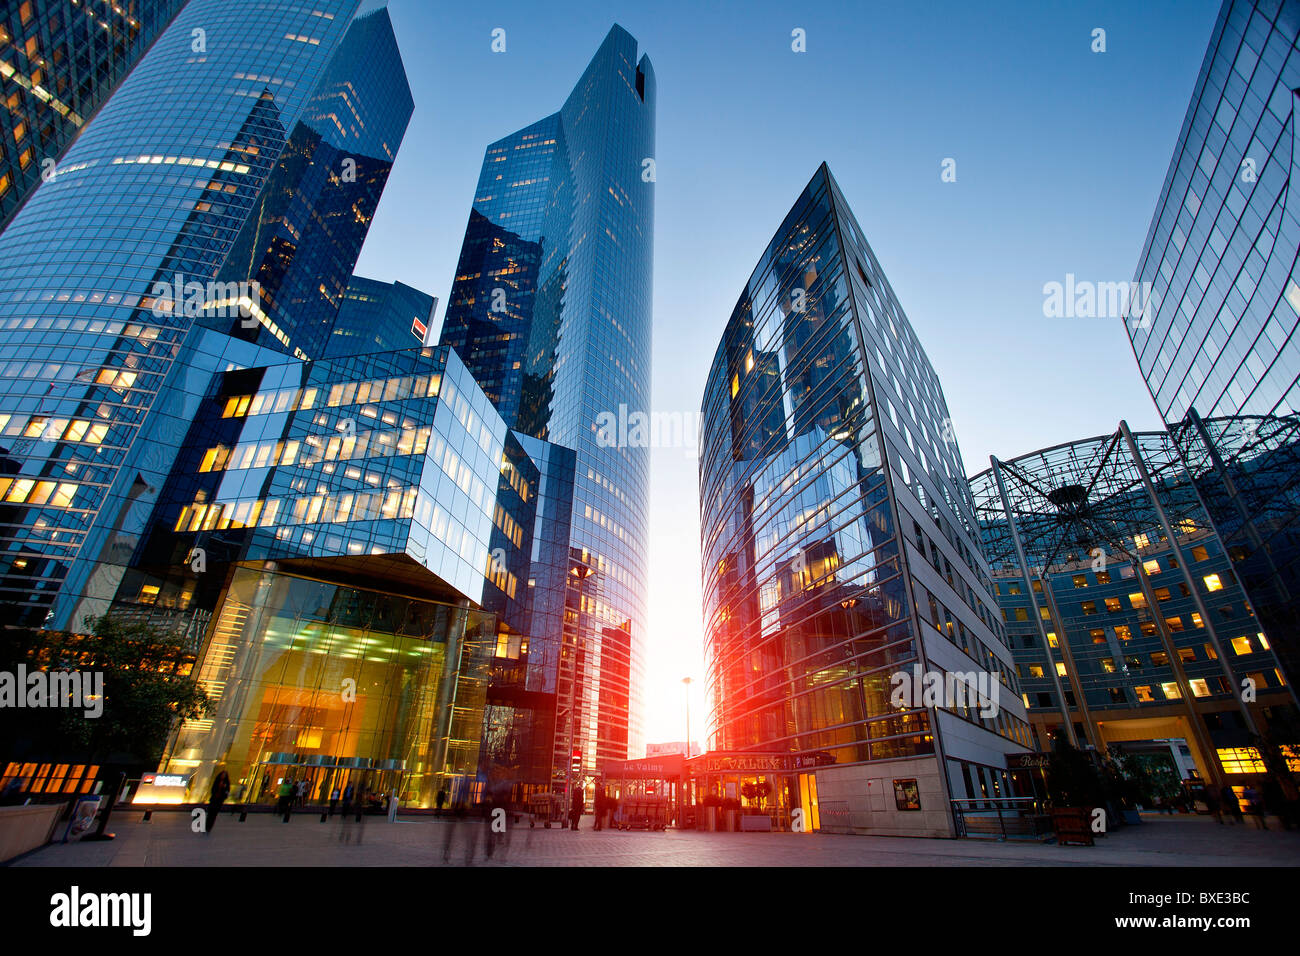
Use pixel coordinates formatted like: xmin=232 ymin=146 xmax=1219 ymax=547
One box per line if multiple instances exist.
xmin=0 ymin=613 xmax=211 ymax=773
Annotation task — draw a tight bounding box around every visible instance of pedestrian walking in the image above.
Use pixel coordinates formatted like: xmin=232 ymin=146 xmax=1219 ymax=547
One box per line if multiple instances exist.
xmin=1243 ymin=784 xmax=1267 ymax=829
xmin=329 ymin=787 xmax=340 ymax=817
xmin=204 ymin=770 xmax=231 ymax=834
xmin=276 ymin=778 xmax=294 ymax=820
xmin=342 ymin=782 xmax=355 ymax=819
xmin=1205 ymin=787 xmax=1222 ymax=824
xmin=1220 ymin=785 xmax=1243 ymax=824
xmin=569 ymin=787 xmax=583 ymax=830
xmin=436 ymin=788 xmax=446 ymax=816
xmin=295 ymin=779 xmax=308 ymax=809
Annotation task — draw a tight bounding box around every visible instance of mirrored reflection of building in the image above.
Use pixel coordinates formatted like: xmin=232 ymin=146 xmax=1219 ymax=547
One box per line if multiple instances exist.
xmin=439 ymin=25 xmax=656 ymax=773
xmin=699 ymin=165 xmax=1030 ymax=838
xmin=1127 ymin=0 xmax=1300 ymax=689
xmin=326 ymin=277 xmax=434 ymax=358
xmin=0 ymin=0 xmax=190 ymax=231
xmin=0 ymin=0 xmax=366 ymax=629
xmin=971 ymin=426 xmax=1299 ymax=791
xmin=206 ymin=9 xmax=414 ymax=362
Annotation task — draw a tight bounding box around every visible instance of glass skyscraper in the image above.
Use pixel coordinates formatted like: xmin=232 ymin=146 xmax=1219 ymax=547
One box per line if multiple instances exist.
xmin=325 ymin=277 xmax=434 ymax=358
xmin=440 ymin=25 xmax=656 ymax=771
xmin=0 ymin=0 xmax=189 ymax=231
xmin=0 ymin=0 xmax=366 ymax=628
xmin=699 ymin=165 xmax=1029 ymax=837
xmin=1128 ymin=0 xmax=1300 ymax=690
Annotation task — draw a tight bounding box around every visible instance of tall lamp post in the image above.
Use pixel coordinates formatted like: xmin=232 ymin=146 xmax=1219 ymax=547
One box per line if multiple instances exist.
xmin=682 ymin=676 xmax=693 ymax=759
xmin=564 ymin=561 xmax=593 ymax=815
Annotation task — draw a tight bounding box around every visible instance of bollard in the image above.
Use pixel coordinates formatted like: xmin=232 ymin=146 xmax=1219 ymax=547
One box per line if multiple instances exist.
xmin=142 ymin=809 xmax=152 ymax=822
xmin=239 ymin=808 xmax=248 ymax=822
xmin=320 ymin=812 xmax=328 ymax=823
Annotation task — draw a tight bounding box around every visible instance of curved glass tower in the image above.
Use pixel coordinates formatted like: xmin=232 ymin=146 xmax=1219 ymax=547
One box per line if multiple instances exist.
xmin=0 ymin=0 xmax=363 ymax=627
xmin=699 ymin=165 xmax=1028 ymax=837
xmin=1127 ymin=0 xmax=1300 ymax=687
xmin=440 ymin=25 xmax=655 ymax=770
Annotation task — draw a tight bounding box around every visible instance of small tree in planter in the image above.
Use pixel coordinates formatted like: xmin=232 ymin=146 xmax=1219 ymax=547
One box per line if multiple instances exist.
xmin=740 ymin=780 xmax=772 ymax=814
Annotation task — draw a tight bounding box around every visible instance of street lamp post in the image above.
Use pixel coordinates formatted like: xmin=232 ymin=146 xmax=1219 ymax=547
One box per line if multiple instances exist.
xmin=682 ymin=676 xmax=692 ymax=759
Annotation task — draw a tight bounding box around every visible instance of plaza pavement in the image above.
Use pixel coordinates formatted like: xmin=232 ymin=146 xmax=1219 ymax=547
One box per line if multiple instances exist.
xmin=10 ymin=809 xmax=1300 ymax=867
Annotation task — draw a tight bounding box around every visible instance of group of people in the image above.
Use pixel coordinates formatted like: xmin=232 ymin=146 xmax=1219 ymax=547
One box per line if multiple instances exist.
xmin=1206 ymin=782 xmax=1297 ymax=829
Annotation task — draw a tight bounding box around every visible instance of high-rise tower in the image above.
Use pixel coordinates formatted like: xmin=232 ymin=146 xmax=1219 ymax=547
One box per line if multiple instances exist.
xmin=440 ymin=25 xmax=656 ymax=771
xmin=1127 ymin=0 xmax=1300 ymax=689
xmin=0 ymin=0 xmax=364 ymax=627
xmin=699 ymin=165 xmax=1028 ymax=837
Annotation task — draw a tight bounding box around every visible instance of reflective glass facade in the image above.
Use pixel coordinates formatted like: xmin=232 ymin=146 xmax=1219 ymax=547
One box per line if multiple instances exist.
xmin=971 ymin=428 xmax=1296 ymax=786
xmin=699 ymin=165 xmax=1028 ymax=836
xmin=1128 ymin=0 xmax=1300 ymax=687
xmin=115 ymin=343 xmax=576 ymax=796
xmin=440 ymin=25 xmax=656 ymax=766
xmin=209 ymin=9 xmax=414 ymax=361
xmin=158 ymin=564 xmax=497 ymax=810
xmin=0 ymin=0 xmax=188 ymax=230
xmin=325 ymin=276 xmax=432 ymax=358
xmin=0 ymin=0 xmax=363 ymax=627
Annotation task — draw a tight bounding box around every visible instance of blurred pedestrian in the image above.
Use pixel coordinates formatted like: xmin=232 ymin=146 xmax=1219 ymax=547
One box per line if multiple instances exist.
xmin=1243 ymin=784 xmax=1267 ymax=829
xmin=1220 ymin=785 xmax=1243 ymax=824
xmin=204 ymin=770 xmax=230 ymax=834
xmin=569 ymin=787 xmax=583 ymax=830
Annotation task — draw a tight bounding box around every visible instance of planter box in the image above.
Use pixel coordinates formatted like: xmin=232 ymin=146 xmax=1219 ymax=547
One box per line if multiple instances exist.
xmin=740 ymin=815 xmax=771 ymax=832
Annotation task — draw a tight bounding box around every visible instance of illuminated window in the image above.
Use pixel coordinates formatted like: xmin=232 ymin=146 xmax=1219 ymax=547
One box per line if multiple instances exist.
xmin=1081 ymin=600 xmax=1098 ymax=615
xmin=1104 ymin=597 xmax=1122 ymax=613
xmin=1101 ymin=658 xmax=1116 ymax=674
xmin=1188 ymin=679 xmax=1210 ymax=698
xmin=1160 ymin=682 xmax=1181 ymax=700
xmin=1135 ymin=686 xmax=1155 ymax=702
xmin=1028 ymin=665 xmax=1044 ymax=678
xmin=1257 ymin=632 xmax=1270 ymax=651
xmin=1055 ymin=662 xmax=1066 ymax=677
xmin=1128 ymin=592 xmax=1146 ymax=609
xmin=1143 ymin=559 xmax=1162 ymax=576
xmin=1203 ymin=573 xmax=1223 ymax=592
xmin=1096 ymin=571 xmax=1112 ymax=584
xmin=1047 ymin=632 xmax=1058 ymax=648
xmin=1191 ymin=545 xmax=1209 ymax=562
xmin=1134 ymin=533 xmax=1150 ymax=550
xmin=1072 ymin=574 xmax=1088 ymax=588
xmin=1217 ymin=748 xmax=1266 ymax=774
xmin=1166 ymin=616 xmax=1184 ymax=632
xmin=1231 ymin=636 xmax=1253 ymax=656
xmin=1114 ymin=625 xmax=1132 ymax=641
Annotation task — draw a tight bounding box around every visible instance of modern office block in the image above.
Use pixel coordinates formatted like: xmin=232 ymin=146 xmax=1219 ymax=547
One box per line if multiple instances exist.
xmin=1128 ymin=0 xmax=1300 ymax=688
xmin=208 ymin=9 xmax=414 ymax=361
xmin=440 ymin=25 xmax=656 ymax=772
xmin=0 ymin=0 xmax=366 ymax=628
xmin=326 ymin=277 xmax=434 ymax=358
xmin=971 ymin=426 xmax=1297 ymax=791
xmin=698 ymin=165 xmax=1029 ymax=837
xmin=0 ymin=0 xmax=189 ymax=231
xmin=119 ymin=344 xmax=576 ymax=804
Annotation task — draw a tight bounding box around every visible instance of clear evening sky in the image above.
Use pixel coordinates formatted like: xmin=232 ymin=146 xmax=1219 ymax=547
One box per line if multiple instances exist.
xmin=352 ymin=0 xmax=1221 ymax=746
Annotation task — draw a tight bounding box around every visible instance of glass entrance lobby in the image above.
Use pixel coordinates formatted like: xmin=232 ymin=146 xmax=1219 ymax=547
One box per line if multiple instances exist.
xmin=157 ymin=565 xmax=496 ymax=809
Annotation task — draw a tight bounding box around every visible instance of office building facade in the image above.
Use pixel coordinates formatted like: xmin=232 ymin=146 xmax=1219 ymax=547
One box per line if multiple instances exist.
xmin=699 ymin=165 xmax=1029 ymax=837
xmin=0 ymin=0 xmax=370 ymax=629
xmin=971 ymin=426 xmax=1298 ymax=791
xmin=0 ymin=0 xmax=189 ymax=230
xmin=440 ymin=25 xmax=656 ymax=773
xmin=1127 ymin=0 xmax=1300 ymax=689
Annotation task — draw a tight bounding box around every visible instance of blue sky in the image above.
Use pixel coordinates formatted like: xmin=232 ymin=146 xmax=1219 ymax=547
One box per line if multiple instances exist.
xmin=353 ymin=0 xmax=1222 ymax=744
